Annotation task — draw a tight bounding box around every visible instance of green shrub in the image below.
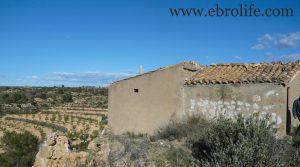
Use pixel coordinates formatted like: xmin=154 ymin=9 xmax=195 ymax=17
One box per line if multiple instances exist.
xmin=0 ymin=93 xmax=12 ymax=104
xmin=62 ymin=93 xmax=73 ymax=102
xmin=45 ymin=114 xmax=49 ymax=121
xmin=11 ymin=93 xmax=28 ymax=103
xmin=50 ymin=114 xmax=56 ymax=122
xmin=58 ymin=114 xmax=63 ymax=122
xmin=0 ymin=131 xmax=39 ymax=167
xmin=64 ymin=115 xmax=69 ymax=122
xmin=38 ymin=93 xmax=47 ymax=100
xmin=101 ymin=115 xmax=108 ymax=125
xmin=90 ymin=130 xmax=99 ymax=139
xmin=154 ymin=115 xmax=209 ymax=141
xmin=191 ymin=114 xmax=299 ymax=167
xmin=67 ymin=128 xmax=90 ymax=152
xmin=154 ymin=147 xmax=192 ymax=167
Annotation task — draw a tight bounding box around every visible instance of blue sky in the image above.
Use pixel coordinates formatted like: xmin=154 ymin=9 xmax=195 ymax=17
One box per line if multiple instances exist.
xmin=0 ymin=0 xmax=299 ymax=86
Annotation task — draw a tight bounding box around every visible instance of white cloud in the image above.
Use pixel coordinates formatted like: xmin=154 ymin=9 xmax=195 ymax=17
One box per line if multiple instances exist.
xmin=233 ymin=56 xmax=242 ymax=60
xmin=263 ymin=34 xmax=273 ymax=41
xmin=264 ymin=52 xmax=300 ymax=62
xmin=49 ymin=72 xmax=135 ymax=86
xmin=278 ymin=54 xmax=300 ymax=62
xmin=251 ymin=32 xmax=300 ymax=50
xmin=251 ymin=43 xmax=266 ymax=50
xmin=276 ymin=32 xmax=300 ymax=48
xmin=0 ymin=72 xmax=135 ymax=87
xmin=251 ymin=34 xmax=273 ymax=50
xmin=31 ymin=75 xmax=38 ymax=79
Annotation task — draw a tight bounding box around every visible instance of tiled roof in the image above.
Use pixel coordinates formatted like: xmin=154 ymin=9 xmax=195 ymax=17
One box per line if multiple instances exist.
xmin=186 ymin=61 xmax=300 ymax=86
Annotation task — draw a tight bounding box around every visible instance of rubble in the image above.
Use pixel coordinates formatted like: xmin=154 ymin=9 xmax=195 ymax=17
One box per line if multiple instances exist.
xmin=33 ymin=132 xmax=88 ymax=167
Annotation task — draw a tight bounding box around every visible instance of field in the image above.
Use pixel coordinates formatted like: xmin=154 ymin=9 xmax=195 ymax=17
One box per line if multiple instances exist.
xmin=0 ymin=86 xmax=108 ymax=154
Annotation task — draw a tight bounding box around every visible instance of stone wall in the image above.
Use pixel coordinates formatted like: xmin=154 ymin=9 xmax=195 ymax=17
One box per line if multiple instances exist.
xmin=183 ymin=83 xmax=287 ymax=135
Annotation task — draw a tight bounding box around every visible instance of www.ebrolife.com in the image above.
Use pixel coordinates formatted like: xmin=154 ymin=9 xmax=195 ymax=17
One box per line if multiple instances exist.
xmin=170 ymin=4 xmax=294 ymax=17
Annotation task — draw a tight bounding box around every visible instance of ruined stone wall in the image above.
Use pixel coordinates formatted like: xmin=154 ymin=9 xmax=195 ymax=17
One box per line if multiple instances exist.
xmin=183 ymin=83 xmax=287 ymax=135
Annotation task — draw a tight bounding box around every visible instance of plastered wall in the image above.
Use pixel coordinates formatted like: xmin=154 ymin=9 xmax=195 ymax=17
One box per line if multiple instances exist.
xmin=288 ymin=72 xmax=300 ymax=133
xmin=108 ymin=63 xmax=197 ymax=135
xmin=183 ymin=83 xmax=287 ymax=135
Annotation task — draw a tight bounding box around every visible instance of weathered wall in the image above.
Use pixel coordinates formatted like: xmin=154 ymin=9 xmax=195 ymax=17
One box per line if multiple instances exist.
xmin=183 ymin=83 xmax=287 ymax=135
xmin=108 ymin=63 xmax=198 ymax=135
xmin=288 ymin=71 xmax=300 ymax=133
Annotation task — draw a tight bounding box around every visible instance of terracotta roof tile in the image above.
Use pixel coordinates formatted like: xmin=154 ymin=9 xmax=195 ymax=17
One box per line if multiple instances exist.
xmin=187 ymin=61 xmax=300 ymax=86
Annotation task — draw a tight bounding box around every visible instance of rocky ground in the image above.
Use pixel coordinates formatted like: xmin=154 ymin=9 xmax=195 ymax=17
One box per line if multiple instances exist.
xmin=33 ymin=128 xmax=191 ymax=167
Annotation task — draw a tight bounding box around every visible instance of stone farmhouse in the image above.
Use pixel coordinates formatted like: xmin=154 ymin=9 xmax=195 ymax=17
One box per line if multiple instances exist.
xmin=108 ymin=61 xmax=300 ymax=136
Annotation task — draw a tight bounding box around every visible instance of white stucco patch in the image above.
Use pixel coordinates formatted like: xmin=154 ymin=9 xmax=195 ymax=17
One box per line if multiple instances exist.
xmin=237 ymin=101 xmax=243 ymax=106
xmin=245 ymin=103 xmax=250 ymax=107
xmin=253 ymin=103 xmax=260 ymax=110
xmin=276 ymin=115 xmax=282 ymax=125
xmin=252 ymin=95 xmax=261 ymax=102
xmin=190 ymin=99 xmax=195 ymax=112
xmin=265 ymin=90 xmax=276 ymax=97
xmin=188 ymin=98 xmax=283 ymax=126
xmin=262 ymin=105 xmax=275 ymax=110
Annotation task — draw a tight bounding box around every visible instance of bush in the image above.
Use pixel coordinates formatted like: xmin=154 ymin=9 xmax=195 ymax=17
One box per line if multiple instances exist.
xmin=50 ymin=114 xmax=56 ymax=122
xmin=67 ymin=127 xmax=90 ymax=151
xmin=191 ymin=114 xmax=299 ymax=167
xmin=154 ymin=115 xmax=209 ymax=141
xmin=0 ymin=131 xmax=39 ymax=167
xmin=38 ymin=93 xmax=47 ymax=100
xmin=90 ymin=130 xmax=99 ymax=139
xmin=154 ymin=147 xmax=192 ymax=167
xmin=62 ymin=93 xmax=73 ymax=103
xmin=101 ymin=115 xmax=108 ymax=125
xmin=64 ymin=115 xmax=69 ymax=122
xmin=11 ymin=93 xmax=28 ymax=103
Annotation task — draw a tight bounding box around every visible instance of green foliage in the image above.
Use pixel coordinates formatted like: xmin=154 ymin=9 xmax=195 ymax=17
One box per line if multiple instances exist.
xmin=0 ymin=93 xmax=28 ymax=104
xmin=64 ymin=115 xmax=69 ymax=122
xmin=50 ymin=114 xmax=56 ymax=122
xmin=5 ymin=117 xmax=68 ymax=133
xmin=38 ymin=127 xmax=46 ymax=140
xmin=90 ymin=130 xmax=99 ymax=139
xmin=0 ymin=93 xmax=11 ymax=104
xmin=58 ymin=114 xmax=62 ymax=122
xmin=154 ymin=147 xmax=192 ymax=167
xmin=0 ymin=131 xmax=39 ymax=167
xmin=57 ymin=88 xmax=64 ymax=94
xmin=101 ymin=115 xmax=108 ymax=125
xmin=45 ymin=114 xmax=49 ymax=121
xmin=62 ymin=93 xmax=73 ymax=102
xmin=0 ymin=87 xmax=108 ymax=109
xmin=154 ymin=115 xmax=209 ymax=141
xmin=67 ymin=127 xmax=90 ymax=151
xmin=12 ymin=93 xmax=28 ymax=103
xmin=38 ymin=93 xmax=47 ymax=100
xmin=0 ymin=105 xmax=3 ymax=116
xmin=191 ymin=114 xmax=300 ymax=167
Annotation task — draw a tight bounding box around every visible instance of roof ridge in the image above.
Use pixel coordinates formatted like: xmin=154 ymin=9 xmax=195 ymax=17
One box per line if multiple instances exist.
xmin=210 ymin=60 xmax=300 ymax=67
